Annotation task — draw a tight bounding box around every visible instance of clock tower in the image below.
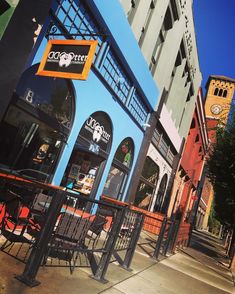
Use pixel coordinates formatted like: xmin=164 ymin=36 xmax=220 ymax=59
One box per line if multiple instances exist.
xmin=205 ymin=75 xmax=235 ymax=124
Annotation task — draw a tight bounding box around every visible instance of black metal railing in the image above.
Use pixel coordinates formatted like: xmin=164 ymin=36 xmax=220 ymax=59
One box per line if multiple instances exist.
xmin=0 ymin=173 xmax=144 ymax=287
xmin=152 ymin=218 xmax=180 ymax=260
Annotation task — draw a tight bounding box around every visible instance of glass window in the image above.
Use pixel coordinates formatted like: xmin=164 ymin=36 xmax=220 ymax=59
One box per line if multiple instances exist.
xmin=61 ymin=111 xmax=113 ymax=198
xmin=103 ymin=166 xmax=126 ymax=199
xmin=134 ymin=181 xmax=154 ymax=210
xmin=154 ymin=174 xmax=168 ymax=212
xmin=0 ymin=64 xmax=74 ymax=181
xmin=141 ymin=156 xmax=159 ymax=185
xmin=113 ymin=138 xmax=134 ymax=167
xmin=158 ymin=137 xmax=168 ymax=156
xmin=134 ymin=157 xmax=159 ymax=210
xmin=103 ymin=138 xmax=134 ymax=199
xmin=77 ymin=111 xmax=112 ymax=154
xmin=16 ymin=64 xmax=74 ymax=129
xmin=61 ymin=150 xmax=104 ymax=196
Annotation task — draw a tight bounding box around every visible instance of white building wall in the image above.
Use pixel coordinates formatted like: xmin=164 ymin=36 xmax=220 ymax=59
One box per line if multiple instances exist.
xmin=120 ymin=0 xmax=202 ymax=144
xmin=120 ymin=0 xmax=202 ymax=213
xmin=147 ymin=143 xmax=172 ymax=211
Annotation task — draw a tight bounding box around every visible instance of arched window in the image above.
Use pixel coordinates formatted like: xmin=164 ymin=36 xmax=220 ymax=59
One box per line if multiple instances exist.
xmin=190 ymin=118 xmax=196 ymax=129
xmin=218 ymin=89 xmax=223 ymax=97
xmin=214 ymin=88 xmax=219 ymax=96
xmin=62 ymin=111 xmax=113 ymax=198
xmin=16 ymin=64 xmax=74 ymax=129
xmin=134 ymin=156 xmax=159 ymax=210
xmin=103 ymin=138 xmax=134 ymax=199
xmin=223 ymin=89 xmax=227 ymax=98
xmin=195 ymin=134 xmax=199 ymax=143
xmin=0 ymin=63 xmax=74 ymax=180
xmin=154 ymin=174 xmax=168 ymax=212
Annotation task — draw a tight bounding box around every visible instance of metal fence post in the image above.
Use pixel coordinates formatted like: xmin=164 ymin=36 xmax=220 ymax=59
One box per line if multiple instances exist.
xmin=162 ymin=220 xmax=175 ymax=256
xmin=15 ymin=190 xmax=66 ymax=287
xmin=152 ymin=217 xmax=167 ymax=260
xmin=121 ymin=212 xmax=144 ymax=270
xmin=168 ymin=220 xmax=180 ymax=253
xmin=92 ymin=206 xmax=127 ymax=283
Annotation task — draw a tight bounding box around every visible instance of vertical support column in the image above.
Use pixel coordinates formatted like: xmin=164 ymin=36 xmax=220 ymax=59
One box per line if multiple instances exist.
xmin=92 ymin=207 xmax=127 ymax=283
xmin=162 ymin=220 xmax=174 ymax=256
xmin=152 ymin=217 xmax=167 ymax=260
xmin=15 ymin=189 xmax=66 ymax=287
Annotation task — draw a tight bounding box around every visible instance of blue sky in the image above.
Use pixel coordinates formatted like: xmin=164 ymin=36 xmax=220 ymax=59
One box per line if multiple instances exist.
xmin=193 ymin=0 xmax=235 ymax=94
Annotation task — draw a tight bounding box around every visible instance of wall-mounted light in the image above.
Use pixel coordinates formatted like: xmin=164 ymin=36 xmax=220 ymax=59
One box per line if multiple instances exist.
xmin=142 ymin=123 xmax=151 ymax=128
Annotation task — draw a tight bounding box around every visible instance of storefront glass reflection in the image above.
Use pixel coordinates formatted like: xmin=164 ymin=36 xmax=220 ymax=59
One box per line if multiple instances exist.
xmin=134 ymin=157 xmax=159 ymax=210
xmin=103 ymin=138 xmax=134 ymax=199
xmin=62 ymin=151 xmax=102 ymax=195
xmin=0 ymin=64 xmax=74 ymax=181
xmin=154 ymin=174 xmax=168 ymax=212
xmin=62 ymin=111 xmax=112 ymax=197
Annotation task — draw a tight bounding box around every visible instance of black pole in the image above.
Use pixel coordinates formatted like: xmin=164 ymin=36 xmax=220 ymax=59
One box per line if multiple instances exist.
xmin=15 ymin=189 xmax=66 ymax=287
xmin=92 ymin=207 xmax=127 ymax=283
xmin=121 ymin=212 xmax=144 ymax=269
xmin=152 ymin=217 xmax=167 ymax=260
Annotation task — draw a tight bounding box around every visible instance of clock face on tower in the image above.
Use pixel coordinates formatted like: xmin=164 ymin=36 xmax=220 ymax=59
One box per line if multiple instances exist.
xmin=210 ymin=104 xmax=222 ymax=115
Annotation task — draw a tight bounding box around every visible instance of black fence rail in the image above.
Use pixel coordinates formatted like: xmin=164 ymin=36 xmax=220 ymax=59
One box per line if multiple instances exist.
xmin=152 ymin=218 xmax=180 ymax=260
xmin=0 ymin=173 xmax=143 ymax=287
xmin=130 ymin=212 xmax=180 ymax=261
xmin=112 ymin=209 xmax=144 ymax=270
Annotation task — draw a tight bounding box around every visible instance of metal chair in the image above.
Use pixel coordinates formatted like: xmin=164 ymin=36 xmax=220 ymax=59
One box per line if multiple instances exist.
xmin=86 ymin=213 xmax=108 ymax=249
xmin=1 ymin=190 xmax=32 ymax=250
xmin=45 ymin=212 xmax=92 ymax=273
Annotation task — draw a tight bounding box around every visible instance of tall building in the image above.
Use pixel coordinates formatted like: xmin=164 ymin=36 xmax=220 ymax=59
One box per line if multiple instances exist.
xmin=170 ymin=89 xmax=208 ymax=222
xmin=120 ymin=0 xmax=202 ymax=217
xmin=196 ymin=75 xmax=235 ymax=230
xmin=205 ymin=75 xmax=235 ymax=124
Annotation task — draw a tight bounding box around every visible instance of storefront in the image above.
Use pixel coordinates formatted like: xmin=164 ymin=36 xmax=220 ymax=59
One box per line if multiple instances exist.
xmin=0 ymin=0 xmax=159 ymax=201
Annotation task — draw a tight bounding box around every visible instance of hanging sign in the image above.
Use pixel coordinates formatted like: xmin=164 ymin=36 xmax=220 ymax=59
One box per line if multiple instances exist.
xmin=36 ymin=39 xmax=98 ymax=80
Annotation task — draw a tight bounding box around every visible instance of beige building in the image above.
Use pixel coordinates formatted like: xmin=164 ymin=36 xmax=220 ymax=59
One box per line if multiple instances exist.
xmin=120 ymin=0 xmax=202 ymax=215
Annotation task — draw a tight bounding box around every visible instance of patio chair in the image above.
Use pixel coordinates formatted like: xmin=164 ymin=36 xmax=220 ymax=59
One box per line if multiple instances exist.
xmin=86 ymin=213 xmax=108 ymax=249
xmin=26 ymin=193 xmax=52 ymax=238
xmin=1 ymin=190 xmax=31 ymax=249
xmin=45 ymin=212 xmax=92 ymax=274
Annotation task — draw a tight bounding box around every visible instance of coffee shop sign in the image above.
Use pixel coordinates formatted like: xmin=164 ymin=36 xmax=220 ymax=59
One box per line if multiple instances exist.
xmin=85 ymin=116 xmax=111 ymax=144
xmin=37 ymin=39 xmax=97 ymax=80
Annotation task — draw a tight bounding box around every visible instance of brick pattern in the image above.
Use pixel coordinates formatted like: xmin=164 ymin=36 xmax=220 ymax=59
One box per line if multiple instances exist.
xmin=176 ymin=222 xmax=191 ymax=246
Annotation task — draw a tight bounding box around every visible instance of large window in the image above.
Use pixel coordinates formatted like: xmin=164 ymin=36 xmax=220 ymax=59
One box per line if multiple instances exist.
xmin=62 ymin=111 xmax=112 ymax=198
xmin=0 ymin=64 xmax=74 ymax=180
xmin=152 ymin=125 xmax=176 ymax=166
xmin=134 ymin=157 xmax=159 ymax=210
xmin=154 ymin=174 xmax=168 ymax=212
xmin=103 ymin=138 xmax=134 ymax=199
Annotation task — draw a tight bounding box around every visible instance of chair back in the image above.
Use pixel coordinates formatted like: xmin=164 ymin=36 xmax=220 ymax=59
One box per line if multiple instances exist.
xmin=89 ymin=214 xmax=107 ymax=236
xmin=55 ymin=213 xmax=91 ymax=245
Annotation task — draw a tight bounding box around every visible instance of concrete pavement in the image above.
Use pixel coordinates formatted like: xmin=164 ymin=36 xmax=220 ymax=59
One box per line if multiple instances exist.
xmin=0 ymin=230 xmax=234 ymax=293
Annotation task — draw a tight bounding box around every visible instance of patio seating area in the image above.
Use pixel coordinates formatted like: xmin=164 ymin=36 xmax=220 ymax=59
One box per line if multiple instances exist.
xmin=0 ymin=171 xmax=185 ymax=287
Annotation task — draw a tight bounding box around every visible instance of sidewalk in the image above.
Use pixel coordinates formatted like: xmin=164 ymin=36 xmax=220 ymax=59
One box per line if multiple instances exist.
xmin=0 ymin=230 xmax=234 ymax=293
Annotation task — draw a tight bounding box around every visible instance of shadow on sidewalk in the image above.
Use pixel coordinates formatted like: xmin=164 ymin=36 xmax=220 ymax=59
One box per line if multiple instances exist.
xmin=181 ymin=230 xmax=233 ymax=283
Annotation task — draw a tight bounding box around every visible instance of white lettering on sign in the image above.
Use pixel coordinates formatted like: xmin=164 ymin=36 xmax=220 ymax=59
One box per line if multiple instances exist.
xmin=85 ymin=116 xmax=111 ymax=144
xmin=47 ymin=51 xmax=88 ymax=67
